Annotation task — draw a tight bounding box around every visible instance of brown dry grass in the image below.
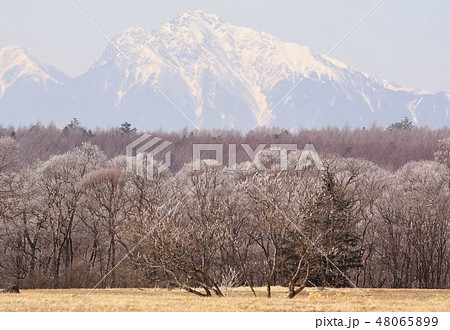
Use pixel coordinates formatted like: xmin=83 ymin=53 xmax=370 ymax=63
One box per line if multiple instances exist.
xmin=0 ymin=287 xmax=448 ymax=312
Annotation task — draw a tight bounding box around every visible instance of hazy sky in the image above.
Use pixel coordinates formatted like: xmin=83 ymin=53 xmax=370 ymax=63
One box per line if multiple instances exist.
xmin=2 ymin=0 xmax=449 ymax=93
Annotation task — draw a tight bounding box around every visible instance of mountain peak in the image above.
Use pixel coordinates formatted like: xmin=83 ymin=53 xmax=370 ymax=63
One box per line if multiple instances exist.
xmin=160 ymin=10 xmax=225 ymax=36
xmin=0 ymin=45 xmax=41 ymax=74
xmin=114 ymin=26 xmax=151 ymax=46
xmin=121 ymin=26 xmax=149 ymax=36
xmin=172 ymin=10 xmax=222 ymax=25
xmin=0 ymin=45 xmax=67 ymax=96
xmin=1 ymin=45 xmax=26 ymax=54
xmin=0 ymin=45 xmax=32 ymax=64
xmin=0 ymin=45 xmax=58 ymax=72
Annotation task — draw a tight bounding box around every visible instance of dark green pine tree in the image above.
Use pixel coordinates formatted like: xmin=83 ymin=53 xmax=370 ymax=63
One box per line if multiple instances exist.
xmin=387 ymin=117 xmax=415 ymax=131
xmin=120 ymin=122 xmax=136 ymax=134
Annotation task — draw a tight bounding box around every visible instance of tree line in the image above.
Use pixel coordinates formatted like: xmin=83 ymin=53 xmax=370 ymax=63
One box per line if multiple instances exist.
xmin=1 ymin=122 xmax=449 ymax=170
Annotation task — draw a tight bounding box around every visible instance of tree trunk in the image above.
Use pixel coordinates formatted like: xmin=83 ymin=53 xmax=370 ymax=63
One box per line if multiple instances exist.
xmin=288 ymin=260 xmax=311 ymax=299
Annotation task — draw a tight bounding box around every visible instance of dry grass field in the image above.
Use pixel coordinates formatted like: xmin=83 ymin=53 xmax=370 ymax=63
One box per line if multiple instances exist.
xmin=0 ymin=287 xmax=449 ymax=312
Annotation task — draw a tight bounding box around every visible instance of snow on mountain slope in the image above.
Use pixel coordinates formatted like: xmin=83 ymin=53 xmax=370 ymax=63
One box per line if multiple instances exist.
xmin=0 ymin=10 xmax=449 ymax=130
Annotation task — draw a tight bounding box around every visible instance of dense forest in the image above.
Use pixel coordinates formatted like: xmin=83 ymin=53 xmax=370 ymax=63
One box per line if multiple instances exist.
xmin=0 ymin=121 xmax=449 ymax=297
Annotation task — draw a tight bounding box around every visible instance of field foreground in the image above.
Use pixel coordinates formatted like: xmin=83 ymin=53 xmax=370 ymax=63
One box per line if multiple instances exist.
xmin=0 ymin=287 xmax=448 ymax=312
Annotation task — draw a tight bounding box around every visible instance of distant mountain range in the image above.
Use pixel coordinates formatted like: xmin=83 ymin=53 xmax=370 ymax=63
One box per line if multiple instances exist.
xmin=1 ymin=10 xmax=449 ymax=130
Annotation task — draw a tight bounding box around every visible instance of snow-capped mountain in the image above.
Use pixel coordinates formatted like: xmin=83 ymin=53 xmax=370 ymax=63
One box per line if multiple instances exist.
xmin=0 ymin=46 xmax=70 ymax=126
xmin=1 ymin=10 xmax=449 ymax=130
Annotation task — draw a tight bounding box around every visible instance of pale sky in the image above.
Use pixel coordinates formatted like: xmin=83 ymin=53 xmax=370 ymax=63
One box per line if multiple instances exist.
xmin=1 ymin=0 xmax=449 ymax=93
